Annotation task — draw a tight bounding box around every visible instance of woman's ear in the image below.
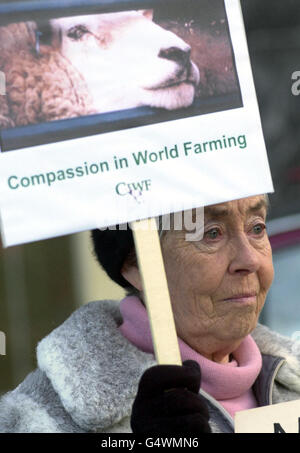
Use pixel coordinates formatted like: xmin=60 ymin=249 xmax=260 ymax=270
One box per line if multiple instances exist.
xmin=121 ymin=263 xmax=143 ymax=291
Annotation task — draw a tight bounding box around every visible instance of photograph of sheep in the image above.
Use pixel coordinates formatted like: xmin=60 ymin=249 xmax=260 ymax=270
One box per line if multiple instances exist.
xmin=0 ymin=0 xmax=242 ymax=139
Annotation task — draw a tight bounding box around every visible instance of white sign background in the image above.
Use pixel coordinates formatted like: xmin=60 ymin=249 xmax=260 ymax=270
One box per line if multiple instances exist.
xmin=0 ymin=0 xmax=273 ymax=247
xmin=235 ymin=399 xmax=300 ymax=433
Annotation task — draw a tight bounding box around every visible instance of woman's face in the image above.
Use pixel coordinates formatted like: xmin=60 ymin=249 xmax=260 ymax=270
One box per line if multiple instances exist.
xmin=161 ymin=195 xmax=274 ymax=361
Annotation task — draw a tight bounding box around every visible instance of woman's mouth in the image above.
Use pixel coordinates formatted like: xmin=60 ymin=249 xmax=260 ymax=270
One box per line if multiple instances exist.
xmin=223 ymin=294 xmax=257 ymax=303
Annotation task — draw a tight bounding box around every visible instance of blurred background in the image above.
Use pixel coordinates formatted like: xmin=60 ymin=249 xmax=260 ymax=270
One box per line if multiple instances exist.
xmin=0 ymin=0 xmax=300 ymax=394
xmin=241 ymin=0 xmax=300 ymax=335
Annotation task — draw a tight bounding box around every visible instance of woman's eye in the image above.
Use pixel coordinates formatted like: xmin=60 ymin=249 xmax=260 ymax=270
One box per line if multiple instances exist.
xmin=67 ymin=25 xmax=89 ymax=40
xmin=252 ymin=223 xmax=266 ymax=235
xmin=205 ymin=227 xmax=221 ymax=240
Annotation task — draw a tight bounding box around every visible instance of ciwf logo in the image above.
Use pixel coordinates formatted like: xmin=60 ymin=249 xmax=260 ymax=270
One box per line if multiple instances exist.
xmin=0 ymin=70 xmax=6 ymax=95
xmin=0 ymin=331 xmax=5 ymax=355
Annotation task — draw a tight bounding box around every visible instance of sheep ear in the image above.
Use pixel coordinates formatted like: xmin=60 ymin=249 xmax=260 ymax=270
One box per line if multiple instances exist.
xmin=49 ymin=20 xmax=63 ymax=49
xmin=141 ymin=9 xmax=153 ymax=20
xmin=35 ymin=20 xmax=62 ymax=49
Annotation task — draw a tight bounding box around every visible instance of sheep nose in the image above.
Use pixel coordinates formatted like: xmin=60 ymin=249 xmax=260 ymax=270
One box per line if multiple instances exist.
xmin=158 ymin=46 xmax=191 ymax=67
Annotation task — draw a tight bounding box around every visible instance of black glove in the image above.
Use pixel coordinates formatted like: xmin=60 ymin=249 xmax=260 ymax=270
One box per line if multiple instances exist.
xmin=131 ymin=360 xmax=211 ymax=434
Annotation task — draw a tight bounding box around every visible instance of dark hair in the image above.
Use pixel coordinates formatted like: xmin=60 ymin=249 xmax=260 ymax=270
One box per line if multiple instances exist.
xmin=91 ymin=226 xmax=136 ymax=289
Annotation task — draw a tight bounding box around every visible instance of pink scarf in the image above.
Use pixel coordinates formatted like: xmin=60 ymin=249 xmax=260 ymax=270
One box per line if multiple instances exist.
xmin=119 ymin=295 xmax=262 ymax=418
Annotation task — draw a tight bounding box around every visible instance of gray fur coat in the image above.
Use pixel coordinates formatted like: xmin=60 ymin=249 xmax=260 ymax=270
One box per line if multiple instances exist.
xmin=1 ymin=299 xmax=300 ymax=433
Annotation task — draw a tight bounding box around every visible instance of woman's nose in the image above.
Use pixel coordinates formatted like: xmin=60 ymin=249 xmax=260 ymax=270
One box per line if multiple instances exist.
xmin=228 ymin=235 xmax=261 ymax=275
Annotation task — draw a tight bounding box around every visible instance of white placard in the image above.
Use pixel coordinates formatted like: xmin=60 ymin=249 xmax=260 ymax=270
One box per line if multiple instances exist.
xmin=0 ymin=0 xmax=273 ymax=246
xmin=235 ymin=399 xmax=300 ymax=433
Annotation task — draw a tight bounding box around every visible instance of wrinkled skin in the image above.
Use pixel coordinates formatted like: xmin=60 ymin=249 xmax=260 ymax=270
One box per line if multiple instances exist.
xmin=122 ymin=195 xmax=274 ymax=364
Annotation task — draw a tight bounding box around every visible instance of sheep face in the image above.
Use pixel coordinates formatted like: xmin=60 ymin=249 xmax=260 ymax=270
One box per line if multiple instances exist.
xmin=50 ymin=10 xmax=200 ymax=112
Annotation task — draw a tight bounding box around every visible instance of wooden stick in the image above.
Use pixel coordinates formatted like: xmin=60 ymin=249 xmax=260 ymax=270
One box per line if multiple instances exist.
xmin=131 ymin=218 xmax=181 ymax=365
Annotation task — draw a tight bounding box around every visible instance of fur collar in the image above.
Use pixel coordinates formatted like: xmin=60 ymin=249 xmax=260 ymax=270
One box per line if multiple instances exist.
xmin=252 ymin=323 xmax=300 ymax=393
xmin=36 ymin=300 xmax=156 ymax=431
xmin=36 ymin=300 xmax=300 ymax=431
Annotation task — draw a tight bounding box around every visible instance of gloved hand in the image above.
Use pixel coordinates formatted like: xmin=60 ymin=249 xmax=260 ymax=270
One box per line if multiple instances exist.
xmin=131 ymin=360 xmax=211 ymax=434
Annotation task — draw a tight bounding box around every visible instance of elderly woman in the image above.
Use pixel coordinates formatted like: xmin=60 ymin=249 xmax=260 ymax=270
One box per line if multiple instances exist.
xmin=1 ymin=194 xmax=300 ymax=433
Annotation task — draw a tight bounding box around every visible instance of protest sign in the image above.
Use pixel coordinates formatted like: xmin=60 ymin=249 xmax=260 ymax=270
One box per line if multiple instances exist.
xmin=235 ymin=399 xmax=300 ymax=433
xmin=0 ymin=0 xmax=274 ymax=366
xmin=0 ymin=0 xmax=273 ymax=247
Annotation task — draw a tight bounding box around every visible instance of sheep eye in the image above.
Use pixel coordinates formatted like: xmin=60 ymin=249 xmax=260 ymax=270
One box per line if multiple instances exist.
xmin=67 ymin=25 xmax=89 ymax=40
